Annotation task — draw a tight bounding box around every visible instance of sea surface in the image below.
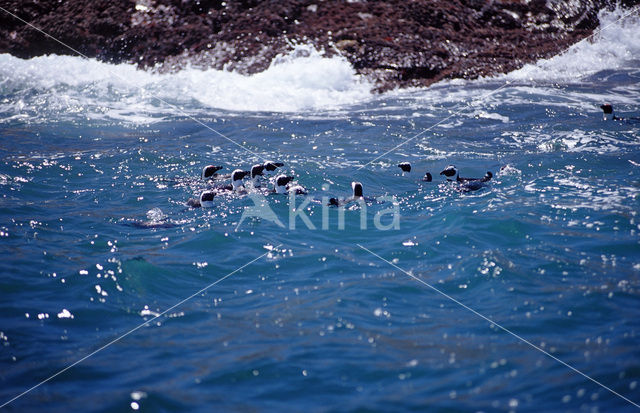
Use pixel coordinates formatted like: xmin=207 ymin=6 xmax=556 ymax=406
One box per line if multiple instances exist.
xmin=1 ymin=8 xmax=640 ymax=413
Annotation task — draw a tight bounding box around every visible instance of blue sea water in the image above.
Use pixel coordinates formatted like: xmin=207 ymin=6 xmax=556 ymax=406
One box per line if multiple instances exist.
xmin=1 ymin=9 xmax=640 ymax=413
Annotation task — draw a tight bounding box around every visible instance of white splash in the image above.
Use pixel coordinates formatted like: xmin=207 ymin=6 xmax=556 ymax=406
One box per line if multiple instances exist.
xmin=0 ymin=7 xmax=637 ymax=122
xmin=502 ymin=7 xmax=640 ymax=83
xmin=0 ymin=44 xmax=372 ymax=122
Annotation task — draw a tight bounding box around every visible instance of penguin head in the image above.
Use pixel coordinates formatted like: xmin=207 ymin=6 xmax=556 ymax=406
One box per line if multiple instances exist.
xmin=440 ymin=165 xmax=458 ymax=181
xmin=264 ymin=161 xmax=284 ymax=173
xmin=398 ymin=162 xmax=411 ymax=173
xmin=202 ymin=165 xmax=223 ymax=179
xmin=232 ymin=169 xmax=249 ymax=181
xmin=328 ymin=197 xmax=340 ymax=207
xmin=601 ymin=103 xmax=614 ymax=120
xmin=275 ymin=174 xmax=294 ymax=193
xmin=276 ymin=175 xmax=294 ymax=187
xmin=250 ymin=164 xmax=265 ymax=179
xmin=423 ymin=172 xmax=432 ymax=182
xmin=352 ymin=181 xmax=363 ymax=198
xmin=199 ymin=191 xmax=216 ymax=208
xmin=231 ymin=169 xmax=249 ymax=190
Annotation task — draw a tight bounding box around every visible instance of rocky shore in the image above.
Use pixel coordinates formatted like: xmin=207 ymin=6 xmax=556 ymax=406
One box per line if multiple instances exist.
xmin=0 ymin=0 xmax=636 ymax=91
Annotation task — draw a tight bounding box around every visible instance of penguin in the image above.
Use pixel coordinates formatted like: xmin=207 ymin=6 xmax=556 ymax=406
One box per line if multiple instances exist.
xmin=199 ymin=190 xmax=216 ymax=208
xmin=273 ymin=174 xmax=307 ymax=195
xmin=440 ymin=165 xmax=492 ymax=191
xmin=263 ymin=161 xmax=285 ymax=175
xmin=600 ymin=103 xmax=640 ymax=122
xmin=328 ymin=181 xmax=368 ymax=206
xmin=187 ymin=190 xmax=217 ymax=208
xmin=215 ymin=169 xmax=250 ymax=192
xmin=250 ymin=164 xmax=265 ymax=187
xmin=440 ymin=165 xmax=492 ymax=183
xmin=423 ymin=172 xmax=432 ymax=182
xmin=202 ymin=165 xmax=224 ymax=179
xmin=352 ymin=181 xmax=363 ymax=199
xmin=287 ymin=183 xmax=308 ymax=195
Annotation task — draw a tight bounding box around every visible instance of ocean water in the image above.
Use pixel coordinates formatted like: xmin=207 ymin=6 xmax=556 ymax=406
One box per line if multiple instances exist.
xmin=1 ymin=8 xmax=640 ymax=413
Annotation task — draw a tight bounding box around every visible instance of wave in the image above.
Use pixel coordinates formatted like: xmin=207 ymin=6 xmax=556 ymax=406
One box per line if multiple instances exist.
xmin=0 ymin=44 xmax=372 ymax=122
xmin=0 ymin=7 xmax=638 ymax=121
xmin=502 ymin=6 xmax=640 ymax=83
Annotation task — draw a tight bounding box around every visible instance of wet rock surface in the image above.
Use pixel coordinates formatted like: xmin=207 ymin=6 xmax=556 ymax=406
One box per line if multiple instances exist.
xmin=0 ymin=0 xmax=637 ymax=91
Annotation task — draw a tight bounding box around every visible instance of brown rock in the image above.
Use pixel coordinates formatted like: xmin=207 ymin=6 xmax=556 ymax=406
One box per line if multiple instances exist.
xmin=0 ymin=0 xmax=637 ymax=91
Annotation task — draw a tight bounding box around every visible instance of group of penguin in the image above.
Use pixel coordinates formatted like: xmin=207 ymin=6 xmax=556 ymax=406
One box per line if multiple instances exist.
xmin=186 ymin=161 xmax=303 ymax=208
xmin=185 ymin=103 xmax=634 ymax=208
xmin=398 ymin=162 xmax=493 ymax=191
xmin=186 ymin=160 xmax=493 ymax=208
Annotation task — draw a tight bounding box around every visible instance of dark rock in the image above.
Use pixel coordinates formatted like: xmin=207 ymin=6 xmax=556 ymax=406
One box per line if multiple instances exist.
xmin=0 ymin=0 xmax=637 ymax=91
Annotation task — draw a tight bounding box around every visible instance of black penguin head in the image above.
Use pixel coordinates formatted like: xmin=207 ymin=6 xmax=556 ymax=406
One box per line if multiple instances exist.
xmin=199 ymin=190 xmax=216 ymax=207
xmin=251 ymin=164 xmax=265 ymax=178
xmin=276 ymin=175 xmax=294 ymax=187
xmin=352 ymin=181 xmax=363 ymax=198
xmin=440 ymin=165 xmax=458 ymax=181
xmin=601 ymin=104 xmax=613 ymax=114
xmin=485 ymin=171 xmax=493 ymax=180
xmin=328 ymin=198 xmax=340 ymax=207
xmin=423 ymin=172 xmax=432 ymax=182
xmin=398 ymin=162 xmax=411 ymax=173
xmin=202 ymin=165 xmax=223 ymax=179
xmin=231 ymin=169 xmax=249 ymax=182
xmin=264 ymin=161 xmax=284 ymax=172
xmin=200 ymin=191 xmax=216 ymax=203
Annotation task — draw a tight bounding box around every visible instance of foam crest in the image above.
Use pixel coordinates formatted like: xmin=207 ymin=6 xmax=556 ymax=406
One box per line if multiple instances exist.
xmin=503 ymin=7 xmax=640 ymax=83
xmin=0 ymin=7 xmax=638 ymax=122
xmin=0 ymin=44 xmax=372 ymax=122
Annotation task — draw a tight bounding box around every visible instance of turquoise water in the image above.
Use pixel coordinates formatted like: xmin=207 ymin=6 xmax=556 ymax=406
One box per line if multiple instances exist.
xmin=2 ymin=12 xmax=640 ymax=412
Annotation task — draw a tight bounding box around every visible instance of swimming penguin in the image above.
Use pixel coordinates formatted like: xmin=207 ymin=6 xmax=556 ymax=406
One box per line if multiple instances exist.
xmin=352 ymin=181 xmax=363 ymax=199
xmin=601 ymin=104 xmax=622 ymax=121
xmin=199 ymin=191 xmax=216 ymax=207
xmin=263 ymin=161 xmax=284 ymax=175
xmin=187 ymin=190 xmax=217 ymax=208
xmin=328 ymin=181 xmax=368 ymax=206
xmin=202 ymin=165 xmax=224 ymax=179
xmin=288 ymin=183 xmax=308 ymax=195
xmin=273 ymin=174 xmax=307 ymax=195
xmin=600 ymin=104 xmax=639 ymax=122
xmin=250 ymin=164 xmax=265 ymax=187
xmin=274 ymin=175 xmax=293 ymax=194
xmin=440 ymin=165 xmax=492 ymax=191
xmin=214 ymin=169 xmax=250 ymax=192
xmin=423 ymin=172 xmax=433 ymax=182
xmin=440 ymin=165 xmax=492 ymax=183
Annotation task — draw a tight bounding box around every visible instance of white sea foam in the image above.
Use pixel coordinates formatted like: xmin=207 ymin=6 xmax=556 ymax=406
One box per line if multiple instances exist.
xmin=393 ymin=7 xmax=640 ymax=110
xmin=502 ymin=7 xmax=640 ymax=83
xmin=0 ymin=7 xmax=637 ymax=122
xmin=0 ymin=44 xmax=372 ymax=121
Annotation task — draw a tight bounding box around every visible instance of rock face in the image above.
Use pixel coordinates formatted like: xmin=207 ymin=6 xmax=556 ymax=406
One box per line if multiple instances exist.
xmin=0 ymin=0 xmax=636 ymax=91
